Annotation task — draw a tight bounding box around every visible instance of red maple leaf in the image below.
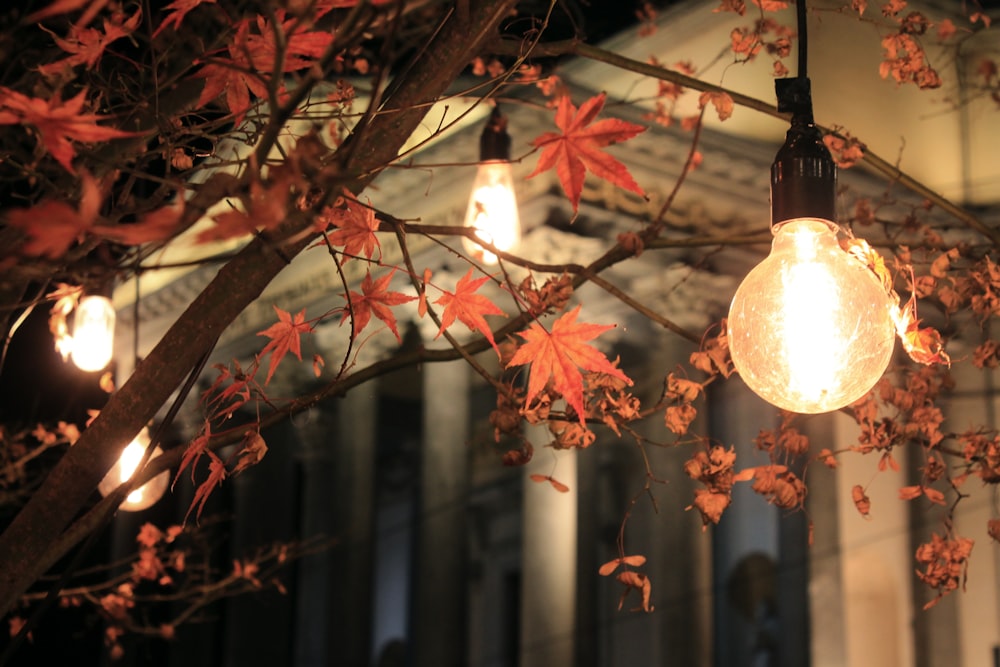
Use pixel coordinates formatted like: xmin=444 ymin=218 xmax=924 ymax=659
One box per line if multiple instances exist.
xmin=6 ymin=172 xmax=102 ymax=257
xmin=154 ymin=0 xmax=217 ymax=38
xmin=26 ymin=0 xmax=104 ymax=23
xmin=194 ymin=60 xmax=265 ymax=123
xmin=528 ymin=92 xmax=646 ymax=212
xmin=0 ymin=87 xmax=137 ymax=172
xmin=341 ymin=270 xmax=416 ymax=342
xmin=321 ymin=194 xmax=381 ymax=262
xmin=507 ymin=305 xmax=631 ymax=423
xmin=173 ymin=421 xmax=211 ymax=489
xmin=201 ymin=361 xmax=255 ymax=422
xmin=194 ymin=11 xmax=334 ymax=121
xmin=95 ymin=201 xmax=185 ymax=246
xmin=38 ymin=9 xmax=141 ymax=76
xmin=186 ymin=450 xmax=227 ymax=523
xmin=198 ymin=174 xmax=290 ymax=243
xmin=434 ymin=269 xmax=507 ymax=355
xmin=257 ymin=306 xmax=314 ymax=384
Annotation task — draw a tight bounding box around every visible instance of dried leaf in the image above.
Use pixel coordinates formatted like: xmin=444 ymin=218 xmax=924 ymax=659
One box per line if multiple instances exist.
xmin=616 ymin=570 xmax=654 ymax=613
xmin=232 ymin=430 xmax=267 ymax=475
xmin=698 ymin=91 xmax=734 ymax=121
xmin=851 ymin=484 xmax=871 ymax=518
xmin=665 ymin=403 xmax=697 ymax=435
xmin=136 ymin=523 xmax=164 ymax=549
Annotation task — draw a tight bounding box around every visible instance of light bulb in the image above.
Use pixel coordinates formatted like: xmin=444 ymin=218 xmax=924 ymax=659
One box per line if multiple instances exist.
xmin=463 ymin=160 xmax=520 ymax=264
xmin=71 ymin=295 xmax=115 ymax=372
xmin=727 ymin=218 xmax=896 ymax=413
xmin=98 ymin=427 xmax=169 ymax=511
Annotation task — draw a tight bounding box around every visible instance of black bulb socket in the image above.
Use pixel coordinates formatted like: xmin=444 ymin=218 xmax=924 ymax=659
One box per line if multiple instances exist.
xmin=770 ymin=77 xmax=837 ymax=226
xmin=480 ymin=106 xmax=511 ymax=162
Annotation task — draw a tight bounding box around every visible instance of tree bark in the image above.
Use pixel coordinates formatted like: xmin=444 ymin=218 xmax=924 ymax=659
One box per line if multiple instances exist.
xmin=0 ymin=0 xmax=518 ymax=616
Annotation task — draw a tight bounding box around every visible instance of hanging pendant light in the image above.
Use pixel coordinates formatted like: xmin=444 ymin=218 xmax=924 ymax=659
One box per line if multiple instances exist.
xmin=71 ymin=295 xmax=116 ymax=372
xmin=97 ymin=427 xmax=170 ymax=511
xmin=726 ymin=6 xmax=895 ymax=414
xmin=463 ymin=106 xmax=520 ymax=264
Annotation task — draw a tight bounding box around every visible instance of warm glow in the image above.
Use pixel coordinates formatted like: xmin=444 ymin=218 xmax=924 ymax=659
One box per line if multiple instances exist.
xmin=727 ymin=218 xmax=896 ymax=414
xmin=463 ymin=161 xmax=520 ymax=264
xmin=71 ymin=295 xmax=115 ymax=372
xmin=97 ymin=427 xmax=170 ymax=511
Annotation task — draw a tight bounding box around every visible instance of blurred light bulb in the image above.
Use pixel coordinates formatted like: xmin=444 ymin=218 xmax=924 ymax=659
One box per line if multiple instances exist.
xmin=98 ymin=427 xmax=169 ymax=511
xmin=727 ymin=218 xmax=896 ymax=413
xmin=72 ymin=295 xmax=115 ymax=372
xmin=463 ymin=161 xmax=520 ymax=264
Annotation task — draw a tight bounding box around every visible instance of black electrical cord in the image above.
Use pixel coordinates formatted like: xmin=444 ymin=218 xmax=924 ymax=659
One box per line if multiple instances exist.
xmin=796 ymin=0 xmax=808 ymax=79
xmin=769 ymin=0 xmax=837 ymax=225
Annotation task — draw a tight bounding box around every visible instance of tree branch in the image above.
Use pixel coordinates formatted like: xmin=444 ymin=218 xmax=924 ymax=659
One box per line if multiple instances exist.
xmin=0 ymin=0 xmax=521 ymax=617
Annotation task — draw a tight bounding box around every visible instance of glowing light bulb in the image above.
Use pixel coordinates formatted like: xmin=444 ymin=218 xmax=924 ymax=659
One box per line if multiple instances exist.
xmin=463 ymin=161 xmax=520 ymax=264
xmin=463 ymin=105 xmax=519 ymax=264
xmin=98 ymin=427 xmax=169 ymax=511
xmin=727 ymin=218 xmax=896 ymax=413
xmin=71 ymin=295 xmax=115 ymax=372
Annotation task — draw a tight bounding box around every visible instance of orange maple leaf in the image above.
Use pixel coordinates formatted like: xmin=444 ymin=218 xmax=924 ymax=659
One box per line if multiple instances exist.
xmin=507 ymin=305 xmax=631 ymax=424
xmin=341 ymin=269 xmax=416 ymax=342
xmin=6 ymin=172 xmax=102 ymax=257
xmin=322 ymin=194 xmax=381 ymax=262
xmin=0 ymin=88 xmax=137 ymax=172
xmin=528 ymin=92 xmax=646 ymax=212
xmin=434 ymin=269 xmax=507 ymax=355
xmin=257 ymin=306 xmax=314 ymax=384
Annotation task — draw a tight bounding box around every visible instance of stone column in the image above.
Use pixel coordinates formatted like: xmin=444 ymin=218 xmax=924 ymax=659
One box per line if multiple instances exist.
xmin=708 ymin=377 xmax=779 ymax=667
xmin=326 ymin=383 xmax=379 ymax=667
xmin=224 ymin=418 xmax=297 ymax=667
xmin=932 ymin=357 xmax=996 ymax=665
xmin=598 ymin=332 xmax=713 ymax=667
xmin=292 ymin=406 xmax=338 ymax=667
xmin=520 ymin=424 xmax=577 ymax=667
xmin=832 ymin=408 xmax=913 ymax=667
xmin=800 ymin=412 xmax=847 ymax=667
xmin=410 ymin=359 xmax=470 ymax=667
